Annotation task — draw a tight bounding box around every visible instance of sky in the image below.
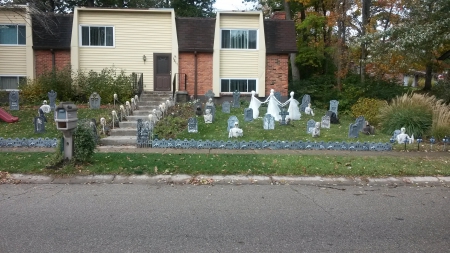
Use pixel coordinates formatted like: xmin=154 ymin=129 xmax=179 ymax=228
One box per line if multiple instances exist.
xmin=213 ymin=0 xmax=254 ymax=11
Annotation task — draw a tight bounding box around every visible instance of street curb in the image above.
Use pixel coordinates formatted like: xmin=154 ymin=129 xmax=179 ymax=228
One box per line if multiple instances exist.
xmin=8 ymin=174 xmax=450 ymax=187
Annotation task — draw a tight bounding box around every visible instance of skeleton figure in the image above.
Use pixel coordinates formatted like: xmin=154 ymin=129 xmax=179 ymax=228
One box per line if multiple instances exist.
xmin=312 ymin=122 xmax=321 ymax=137
xmin=100 ymin=117 xmax=106 ymax=134
xmin=228 ymin=122 xmax=243 ymax=138
xmin=119 ymin=105 xmax=126 ymax=120
xmin=304 ymin=103 xmax=315 ymax=116
xmin=111 ymin=110 xmax=118 ymax=129
xmin=397 ymin=127 xmax=414 ymax=144
xmin=125 ymin=101 xmax=131 ymax=116
xmin=148 ymin=114 xmax=158 ymax=125
xmin=134 ymin=95 xmax=139 ymax=103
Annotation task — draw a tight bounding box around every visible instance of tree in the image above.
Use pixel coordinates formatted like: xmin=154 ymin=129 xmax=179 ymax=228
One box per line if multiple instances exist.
xmin=368 ymin=0 xmax=450 ymax=90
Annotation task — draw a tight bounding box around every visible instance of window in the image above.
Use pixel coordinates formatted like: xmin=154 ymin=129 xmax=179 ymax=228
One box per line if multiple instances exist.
xmin=0 ymin=24 xmax=26 ymax=45
xmin=221 ymin=79 xmax=256 ymax=92
xmin=81 ymin=26 xmax=114 ymax=46
xmin=221 ymin=29 xmax=257 ymax=49
xmin=0 ymin=76 xmax=26 ymax=90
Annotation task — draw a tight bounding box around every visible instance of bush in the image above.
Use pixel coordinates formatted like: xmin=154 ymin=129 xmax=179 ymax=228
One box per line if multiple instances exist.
xmin=19 ymin=67 xmax=73 ymax=105
xmin=73 ymin=120 xmax=97 ymax=162
xmin=351 ymin=98 xmax=387 ymax=127
xmin=378 ymin=93 xmax=434 ymax=137
xmin=431 ymin=80 xmax=450 ymax=104
xmin=74 ymin=67 xmax=134 ymax=104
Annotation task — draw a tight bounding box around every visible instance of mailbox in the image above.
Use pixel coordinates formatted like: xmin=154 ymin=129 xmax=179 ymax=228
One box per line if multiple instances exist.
xmin=55 ymin=102 xmax=78 ymax=130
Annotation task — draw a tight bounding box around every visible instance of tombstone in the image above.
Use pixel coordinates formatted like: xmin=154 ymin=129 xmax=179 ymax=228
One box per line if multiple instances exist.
xmin=194 ymin=101 xmax=203 ymax=116
xmin=227 ymin=116 xmax=239 ymax=132
xmin=244 ymin=108 xmax=253 ymax=122
xmin=348 ymin=123 xmax=359 ymax=138
xmin=222 ymin=101 xmax=231 ymax=113
xmin=136 ymin=119 xmax=152 ymax=147
xmin=321 ymin=115 xmax=330 ymax=129
xmin=205 ymin=105 xmax=216 ymax=122
xmin=204 ymin=109 xmax=213 ymax=123
xmin=232 ymin=90 xmax=240 ymax=108
xmin=329 ymin=100 xmax=339 ymax=116
xmin=274 ymin=91 xmax=282 ymax=103
xmin=9 ymin=90 xmax=19 ymax=110
xmin=205 ymin=90 xmax=215 ymax=101
xmin=188 ymin=117 xmax=198 ymax=133
xmin=38 ymin=108 xmax=47 ymax=123
xmin=306 ymin=119 xmax=316 ymax=134
xmin=263 ymin=114 xmax=275 ymax=130
xmin=300 ymin=94 xmax=311 ymax=113
xmin=34 ymin=116 xmax=45 ymax=133
xmin=326 ymin=111 xmax=339 ymax=124
xmin=355 ymin=116 xmax=366 ymax=132
xmin=279 ymin=110 xmax=289 ymax=125
xmin=47 ymin=90 xmax=57 ymax=111
xmin=89 ymin=92 xmax=101 ymax=109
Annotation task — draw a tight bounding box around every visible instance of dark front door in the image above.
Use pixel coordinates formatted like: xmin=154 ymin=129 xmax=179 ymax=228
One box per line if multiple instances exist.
xmin=154 ymin=53 xmax=171 ymax=91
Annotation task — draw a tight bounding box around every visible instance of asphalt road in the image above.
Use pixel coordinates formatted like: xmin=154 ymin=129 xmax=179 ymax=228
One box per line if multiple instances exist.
xmin=1 ymin=184 xmax=449 ymax=253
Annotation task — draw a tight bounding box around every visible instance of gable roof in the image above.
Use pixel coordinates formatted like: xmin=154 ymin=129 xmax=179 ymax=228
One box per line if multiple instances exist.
xmin=176 ymin=17 xmax=215 ymax=52
xmin=32 ymin=14 xmax=73 ymax=50
xmin=264 ymin=20 xmax=297 ymax=54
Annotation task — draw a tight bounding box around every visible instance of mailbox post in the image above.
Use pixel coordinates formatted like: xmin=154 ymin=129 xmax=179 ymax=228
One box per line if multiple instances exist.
xmin=55 ymin=102 xmax=78 ymax=160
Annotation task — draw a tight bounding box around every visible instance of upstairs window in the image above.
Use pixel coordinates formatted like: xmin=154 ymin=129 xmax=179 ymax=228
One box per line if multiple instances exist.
xmin=0 ymin=25 xmax=26 ymax=45
xmin=221 ymin=29 xmax=257 ymax=49
xmin=81 ymin=26 xmax=114 ymax=46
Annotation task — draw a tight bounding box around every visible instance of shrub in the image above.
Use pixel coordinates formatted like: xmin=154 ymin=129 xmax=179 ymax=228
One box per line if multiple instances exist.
xmin=378 ymin=93 xmax=434 ymax=137
xmin=73 ymin=120 xmax=97 ymax=162
xmin=430 ymin=100 xmax=450 ymax=139
xmin=431 ymin=80 xmax=450 ymax=104
xmin=73 ymin=67 xmax=134 ymax=104
xmin=19 ymin=67 xmax=73 ymax=104
xmin=351 ymin=98 xmax=387 ymax=126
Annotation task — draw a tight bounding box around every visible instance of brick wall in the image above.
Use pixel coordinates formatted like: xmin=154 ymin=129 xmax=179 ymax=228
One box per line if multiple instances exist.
xmin=265 ymin=54 xmax=289 ymax=96
xmin=178 ymin=52 xmax=213 ymax=97
xmin=35 ymin=50 xmax=71 ymax=77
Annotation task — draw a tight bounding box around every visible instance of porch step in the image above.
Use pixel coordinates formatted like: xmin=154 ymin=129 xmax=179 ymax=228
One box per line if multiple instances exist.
xmin=109 ymin=128 xmax=137 ymax=136
xmin=99 ymin=136 xmax=137 ymax=146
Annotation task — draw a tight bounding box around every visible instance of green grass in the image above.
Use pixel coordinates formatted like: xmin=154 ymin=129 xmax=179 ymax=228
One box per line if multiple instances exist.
xmin=0 ymin=105 xmax=113 ymax=139
xmin=1 ymin=152 xmax=449 ymax=177
xmin=173 ymin=105 xmax=391 ymax=143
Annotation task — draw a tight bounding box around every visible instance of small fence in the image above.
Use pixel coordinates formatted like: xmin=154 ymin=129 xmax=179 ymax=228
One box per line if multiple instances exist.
xmin=0 ymin=137 xmax=58 ymax=148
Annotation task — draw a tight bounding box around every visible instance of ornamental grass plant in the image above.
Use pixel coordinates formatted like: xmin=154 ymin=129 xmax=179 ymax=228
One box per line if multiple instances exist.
xmin=378 ymin=93 xmax=450 ymax=139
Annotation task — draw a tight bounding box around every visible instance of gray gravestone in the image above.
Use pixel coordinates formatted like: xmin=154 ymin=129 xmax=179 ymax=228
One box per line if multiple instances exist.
xmin=38 ymin=108 xmax=47 ymax=122
xmin=48 ymin=90 xmax=57 ymax=111
xmin=263 ymin=114 xmax=275 ymax=130
xmin=34 ymin=116 xmax=45 ymax=133
xmin=279 ymin=110 xmax=289 ymax=125
xmin=244 ymin=108 xmax=253 ymax=122
xmin=232 ymin=90 xmax=240 ymax=108
xmin=355 ymin=116 xmax=365 ymax=132
xmin=89 ymin=92 xmax=101 ymax=109
xmin=300 ymin=94 xmax=311 ymax=113
xmin=306 ymin=119 xmax=316 ymax=134
xmin=194 ymin=101 xmax=203 ymax=116
xmin=321 ymin=115 xmax=330 ymax=129
xmin=9 ymin=90 xmax=19 ymax=110
xmin=348 ymin=123 xmax=359 ymax=138
xmin=227 ymin=116 xmax=239 ymax=132
xmin=222 ymin=101 xmax=231 ymax=113
xmin=205 ymin=105 xmax=216 ymax=122
xmin=205 ymin=90 xmax=215 ymax=101
xmin=274 ymin=91 xmax=282 ymax=103
xmin=329 ymin=100 xmax=339 ymax=116
xmin=188 ymin=117 xmax=198 ymax=133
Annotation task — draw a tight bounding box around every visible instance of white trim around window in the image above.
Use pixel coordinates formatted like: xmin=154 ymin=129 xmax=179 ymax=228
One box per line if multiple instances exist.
xmin=220 ymin=78 xmax=257 ymax=93
xmin=0 ymin=75 xmax=26 ymax=90
xmin=79 ymin=25 xmax=115 ymax=47
xmin=221 ymin=29 xmax=258 ymax=50
xmin=0 ymin=24 xmax=26 ymax=46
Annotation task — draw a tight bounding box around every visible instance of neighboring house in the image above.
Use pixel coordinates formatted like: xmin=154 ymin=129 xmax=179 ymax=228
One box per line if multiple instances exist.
xmin=0 ymin=5 xmax=34 ymax=90
xmin=3 ymin=6 xmax=297 ymax=100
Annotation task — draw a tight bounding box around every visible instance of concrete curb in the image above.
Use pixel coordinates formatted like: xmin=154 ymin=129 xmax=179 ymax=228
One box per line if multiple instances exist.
xmin=8 ymin=174 xmax=450 ymax=187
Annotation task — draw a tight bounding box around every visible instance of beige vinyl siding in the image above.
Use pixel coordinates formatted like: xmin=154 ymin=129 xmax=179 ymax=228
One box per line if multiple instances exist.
xmin=220 ymin=51 xmax=258 ymax=77
xmin=0 ymin=9 xmax=28 ymax=76
xmin=77 ymin=11 xmax=173 ymax=90
xmin=220 ymin=14 xmax=259 ymax=29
